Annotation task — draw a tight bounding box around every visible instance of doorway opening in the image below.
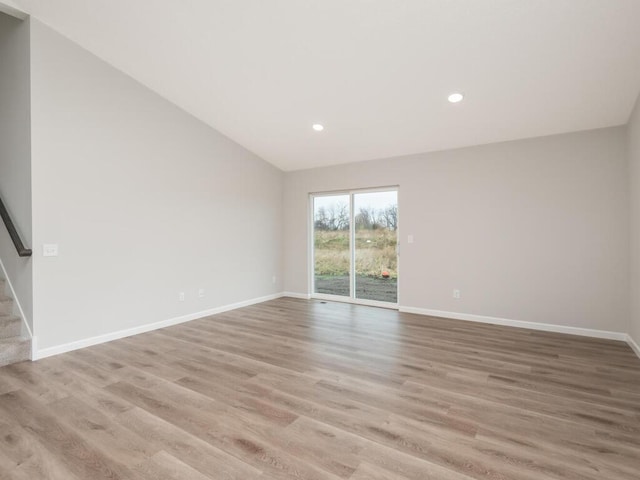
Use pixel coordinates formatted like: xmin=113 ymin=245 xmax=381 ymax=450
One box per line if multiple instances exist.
xmin=311 ymin=188 xmax=398 ymax=307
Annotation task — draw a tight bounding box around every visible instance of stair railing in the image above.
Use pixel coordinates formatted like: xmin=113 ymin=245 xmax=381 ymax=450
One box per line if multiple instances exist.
xmin=0 ymin=195 xmax=32 ymax=257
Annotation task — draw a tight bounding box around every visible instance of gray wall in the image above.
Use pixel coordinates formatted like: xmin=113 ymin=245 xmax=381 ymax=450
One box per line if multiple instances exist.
xmin=29 ymin=20 xmax=283 ymax=350
xmin=629 ymin=95 xmax=640 ymax=345
xmin=0 ymin=13 xmax=32 ymax=331
xmin=284 ymin=127 xmax=630 ymax=333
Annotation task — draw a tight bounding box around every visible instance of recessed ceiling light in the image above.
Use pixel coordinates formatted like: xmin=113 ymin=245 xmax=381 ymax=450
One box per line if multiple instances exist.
xmin=312 ymin=124 xmax=324 ymax=132
xmin=448 ymin=92 xmax=464 ymax=103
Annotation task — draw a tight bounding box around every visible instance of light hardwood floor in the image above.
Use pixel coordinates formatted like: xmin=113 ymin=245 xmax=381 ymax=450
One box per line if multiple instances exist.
xmin=0 ymin=297 xmax=639 ymax=479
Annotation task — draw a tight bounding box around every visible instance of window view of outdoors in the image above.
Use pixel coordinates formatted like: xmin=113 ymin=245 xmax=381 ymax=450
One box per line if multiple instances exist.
xmin=354 ymin=191 xmax=397 ymax=303
xmin=313 ymin=191 xmax=398 ymax=303
xmin=313 ymin=195 xmax=351 ymax=297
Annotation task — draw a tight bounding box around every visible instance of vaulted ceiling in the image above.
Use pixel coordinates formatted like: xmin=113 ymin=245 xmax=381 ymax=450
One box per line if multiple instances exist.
xmin=9 ymin=0 xmax=640 ymax=170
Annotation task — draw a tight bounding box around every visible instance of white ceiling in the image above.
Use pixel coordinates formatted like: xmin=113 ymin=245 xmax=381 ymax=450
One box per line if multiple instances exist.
xmin=9 ymin=0 xmax=640 ymax=171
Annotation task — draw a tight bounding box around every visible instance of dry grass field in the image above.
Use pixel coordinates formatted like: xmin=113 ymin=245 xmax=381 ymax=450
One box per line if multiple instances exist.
xmin=313 ymin=229 xmax=397 ymax=279
xmin=314 ymin=228 xmax=398 ymax=302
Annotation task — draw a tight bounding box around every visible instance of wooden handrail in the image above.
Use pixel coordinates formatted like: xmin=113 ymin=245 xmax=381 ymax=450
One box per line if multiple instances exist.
xmin=0 ymin=195 xmax=32 ymax=257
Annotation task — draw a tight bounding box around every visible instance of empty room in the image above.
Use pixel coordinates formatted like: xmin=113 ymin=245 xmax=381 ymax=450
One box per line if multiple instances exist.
xmin=1 ymin=1 xmax=640 ymax=479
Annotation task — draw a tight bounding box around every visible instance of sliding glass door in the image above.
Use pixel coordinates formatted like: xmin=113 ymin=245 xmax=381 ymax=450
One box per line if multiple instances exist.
xmin=312 ymin=188 xmax=398 ymax=305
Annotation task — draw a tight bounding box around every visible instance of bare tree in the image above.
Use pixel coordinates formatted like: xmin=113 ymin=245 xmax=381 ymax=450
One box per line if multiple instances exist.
xmin=382 ymin=204 xmax=398 ymax=231
xmin=356 ymin=206 xmax=388 ymax=230
xmin=316 ymin=201 xmax=396 ymax=231
xmin=355 ymin=207 xmax=372 ymax=230
xmin=314 ymin=206 xmax=329 ymax=230
xmin=315 ymin=201 xmax=350 ymax=231
xmin=335 ymin=202 xmax=350 ymax=230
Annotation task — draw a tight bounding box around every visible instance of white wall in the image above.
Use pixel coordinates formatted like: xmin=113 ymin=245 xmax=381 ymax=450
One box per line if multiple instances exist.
xmin=629 ymin=94 xmax=640 ymax=346
xmin=29 ymin=20 xmax=283 ymax=351
xmin=11 ymin=16 xmax=637 ymax=352
xmin=0 ymin=1 xmax=26 ymax=20
xmin=0 ymin=13 xmax=32 ymax=331
xmin=284 ymin=127 xmax=629 ymax=334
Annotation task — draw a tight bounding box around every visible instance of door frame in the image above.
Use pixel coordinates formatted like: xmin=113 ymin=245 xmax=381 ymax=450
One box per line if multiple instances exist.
xmin=308 ymin=186 xmax=400 ymax=309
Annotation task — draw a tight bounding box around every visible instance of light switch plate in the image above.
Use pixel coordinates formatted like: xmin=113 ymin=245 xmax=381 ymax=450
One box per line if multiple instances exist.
xmin=43 ymin=244 xmax=59 ymax=257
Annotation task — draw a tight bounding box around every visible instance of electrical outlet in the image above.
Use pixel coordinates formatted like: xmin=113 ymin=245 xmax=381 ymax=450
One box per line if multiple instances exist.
xmin=198 ymin=288 xmax=205 ymax=298
xmin=179 ymin=292 xmax=185 ymax=301
xmin=453 ymin=289 xmax=461 ymax=299
xmin=272 ymin=276 xmax=277 ymax=284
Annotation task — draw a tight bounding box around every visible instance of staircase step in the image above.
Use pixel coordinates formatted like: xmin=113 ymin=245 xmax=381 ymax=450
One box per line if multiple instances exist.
xmin=0 ymin=337 xmax=30 ymax=368
xmin=0 ymin=315 xmax=21 ymax=338
xmin=0 ymin=294 xmax=13 ymax=316
xmin=0 ymin=280 xmax=31 ymax=368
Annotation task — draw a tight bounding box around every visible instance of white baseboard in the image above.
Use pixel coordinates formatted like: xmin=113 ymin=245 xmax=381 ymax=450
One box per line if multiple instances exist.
xmin=283 ymin=292 xmax=311 ymax=299
xmin=34 ymin=292 xmax=284 ymax=360
xmin=0 ymin=256 xmax=33 ymax=339
xmin=399 ymin=306 xmax=628 ymax=341
xmin=627 ymin=334 xmax=640 ymax=360
xmin=30 ymin=292 xmax=640 ymax=362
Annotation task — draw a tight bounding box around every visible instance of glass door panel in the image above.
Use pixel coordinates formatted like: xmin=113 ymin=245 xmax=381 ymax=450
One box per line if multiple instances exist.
xmin=313 ymin=194 xmax=351 ymax=297
xmin=354 ymin=191 xmax=398 ymax=303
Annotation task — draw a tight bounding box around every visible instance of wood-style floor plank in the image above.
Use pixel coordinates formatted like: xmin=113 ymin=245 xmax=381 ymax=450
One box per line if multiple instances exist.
xmin=0 ymin=297 xmax=639 ymax=479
